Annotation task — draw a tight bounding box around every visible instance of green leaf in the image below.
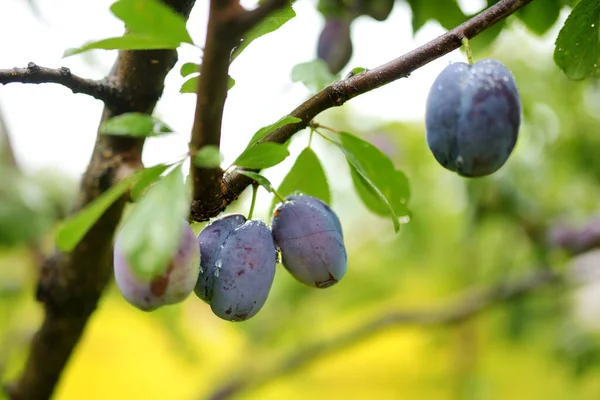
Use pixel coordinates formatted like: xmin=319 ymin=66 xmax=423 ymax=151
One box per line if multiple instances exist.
xmin=516 ymin=0 xmax=561 ymax=35
xmin=291 ymin=60 xmax=337 ymax=93
xmin=56 ymin=175 xmax=133 ymax=251
xmin=180 ymin=62 xmax=200 ymax=77
xmin=246 ymin=116 xmax=302 ymax=149
xmin=110 ymin=0 xmax=193 ymax=45
xmin=193 ymin=145 xmax=223 ymax=168
xmin=335 ymin=131 xmax=410 ymax=232
xmin=554 ymin=0 xmax=600 ymax=80
xmin=64 ymin=35 xmax=182 ymax=57
xmin=180 ymin=75 xmax=235 ymax=94
xmin=100 ymin=113 xmax=173 ymax=138
xmin=130 ymin=164 xmax=171 ymax=201
xmin=231 ymin=3 xmax=296 ymax=62
xmin=117 ymin=165 xmax=190 ymax=281
xmin=238 ymin=170 xmax=275 ymax=193
xmin=234 ymin=142 xmax=289 ymax=170
xmin=64 ymin=0 xmax=192 ymax=57
xmin=406 ymin=0 xmax=465 ymax=33
xmin=269 ymin=147 xmax=330 ymax=214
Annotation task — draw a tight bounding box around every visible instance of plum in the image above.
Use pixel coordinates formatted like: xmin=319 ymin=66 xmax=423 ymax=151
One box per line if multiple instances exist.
xmin=317 ymin=17 xmax=353 ymax=74
xmin=285 ymin=194 xmax=343 ymax=236
xmin=113 ymin=222 xmax=200 ymax=311
xmin=271 ymin=196 xmax=347 ymax=288
xmin=194 ymin=213 xmax=247 ymax=303
xmin=425 ymin=59 xmax=522 ymax=177
xmin=206 ymin=219 xmax=277 ymax=322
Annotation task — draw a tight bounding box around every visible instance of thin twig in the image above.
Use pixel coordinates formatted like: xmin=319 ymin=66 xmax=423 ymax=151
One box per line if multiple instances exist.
xmin=189 ymin=0 xmax=536 ymax=221
xmin=0 ymin=63 xmax=123 ymax=107
xmin=204 ymin=268 xmax=560 ymax=400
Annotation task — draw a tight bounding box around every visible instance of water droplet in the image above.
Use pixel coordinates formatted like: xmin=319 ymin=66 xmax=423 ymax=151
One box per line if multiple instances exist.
xmin=215 ymin=259 xmax=222 ymax=269
xmin=199 ymin=265 xmax=204 ymax=274
xmin=592 ymin=24 xmax=596 ymax=28
xmin=502 ymin=76 xmax=509 ymax=82
xmin=437 ymin=84 xmax=443 ymax=91
xmin=399 ymin=216 xmax=411 ymax=224
xmin=214 ymin=268 xmax=220 ymax=278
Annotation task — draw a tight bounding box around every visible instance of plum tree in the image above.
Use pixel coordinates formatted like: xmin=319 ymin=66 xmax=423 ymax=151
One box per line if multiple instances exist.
xmin=272 ymin=195 xmax=347 ymax=288
xmin=113 ymin=222 xmax=200 ymax=311
xmin=425 ymin=58 xmax=522 ymax=178
xmin=196 ymin=217 xmax=277 ymax=322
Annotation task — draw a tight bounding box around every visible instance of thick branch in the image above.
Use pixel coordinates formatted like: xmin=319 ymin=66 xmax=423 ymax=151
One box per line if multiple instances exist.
xmin=205 ymin=268 xmax=560 ymax=400
xmin=0 ymin=63 xmax=124 ymax=107
xmin=189 ymin=0 xmax=535 ymax=221
xmin=5 ymin=1 xmax=196 ymax=399
xmin=189 ymin=0 xmax=290 ymax=217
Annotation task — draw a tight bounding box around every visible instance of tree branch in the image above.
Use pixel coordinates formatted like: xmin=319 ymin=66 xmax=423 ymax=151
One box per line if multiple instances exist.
xmin=4 ymin=1 xmax=196 ymax=399
xmin=189 ymin=0 xmax=535 ymax=221
xmin=205 ymin=268 xmax=561 ymax=400
xmin=189 ymin=0 xmax=290 ymax=218
xmin=0 ymin=63 xmax=124 ymax=108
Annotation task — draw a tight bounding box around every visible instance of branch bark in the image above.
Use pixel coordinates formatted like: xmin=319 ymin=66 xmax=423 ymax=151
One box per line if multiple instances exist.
xmin=0 ymin=63 xmax=124 ymax=108
xmin=205 ymin=268 xmax=560 ymax=400
xmin=5 ymin=1 xmax=196 ymax=399
xmin=189 ymin=0 xmax=535 ymax=221
xmin=189 ymin=0 xmax=290 ymax=218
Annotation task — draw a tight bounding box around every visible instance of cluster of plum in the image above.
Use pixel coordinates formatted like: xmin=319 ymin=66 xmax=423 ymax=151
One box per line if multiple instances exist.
xmin=113 ymin=194 xmax=347 ymax=321
xmin=425 ymin=58 xmax=522 ymax=177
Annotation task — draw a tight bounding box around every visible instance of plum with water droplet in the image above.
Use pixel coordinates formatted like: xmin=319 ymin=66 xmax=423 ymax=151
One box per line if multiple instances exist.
xmin=113 ymin=222 xmax=200 ymax=311
xmin=272 ymin=195 xmax=347 ymax=288
xmin=425 ymin=59 xmax=522 ymax=177
xmin=194 ymin=214 xmax=246 ymax=303
xmin=195 ymin=215 xmax=277 ymax=322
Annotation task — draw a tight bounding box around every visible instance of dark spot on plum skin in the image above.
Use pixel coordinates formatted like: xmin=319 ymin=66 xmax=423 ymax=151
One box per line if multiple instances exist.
xmin=237 ymin=270 xmax=245 ymax=276
xmin=150 ymin=263 xmax=175 ymax=296
xmin=315 ymin=272 xmax=337 ymax=288
xmin=225 ymin=307 xmax=232 ymax=315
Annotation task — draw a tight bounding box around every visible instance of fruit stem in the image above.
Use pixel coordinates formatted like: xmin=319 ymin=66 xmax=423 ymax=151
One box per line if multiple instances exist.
xmin=308 ymin=128 xmax=314 ymax=147
xmin=248 ymin=183 xmax=258 ymax=220
xmin=272 ymin=188 xmax=287 ymax=204
xmin=461 ymin=37 xmax=474 ymax=65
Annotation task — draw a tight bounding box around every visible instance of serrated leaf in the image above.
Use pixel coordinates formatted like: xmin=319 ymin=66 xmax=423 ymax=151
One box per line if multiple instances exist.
xmin=231 ymin=3 xmax=296 ymax=62
xmin=180 ymin=75 xmax=235 ymax=94
xmin=64 ymin=35 xmax=182 ymax=57
xmin=554 ymin=0 xmax=600 ymax=80
xmin=291 ymin=60 xmax=337 ymax=93
xmin=55 ymin=167 xmax=160 ymax=252
xmin=64 ymin=0 xmax=192 ymax=57
xmin=269 ymin=147 xmax=330 ymax=214
xmin=100 ymin=113 xmax=173 ymax=137
xmin=110 ymin=0 xmax=192 ymax=44
xmin=117 ymin=165 xmax=190 ymax=281
xmin=234 ymin=142 xmax=289 ymax=170
xmin=246 ymin=116 xmax=302 ymax=149
xmin=238 ymin=170 xmax=275 ymax=192
xmin=336 ymin=131 xmax=410 ymax=232
xmin=180 ymin=62 xmax=200 ymax=77
xmin=193 ymin=145 xmax=222 ymax=168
